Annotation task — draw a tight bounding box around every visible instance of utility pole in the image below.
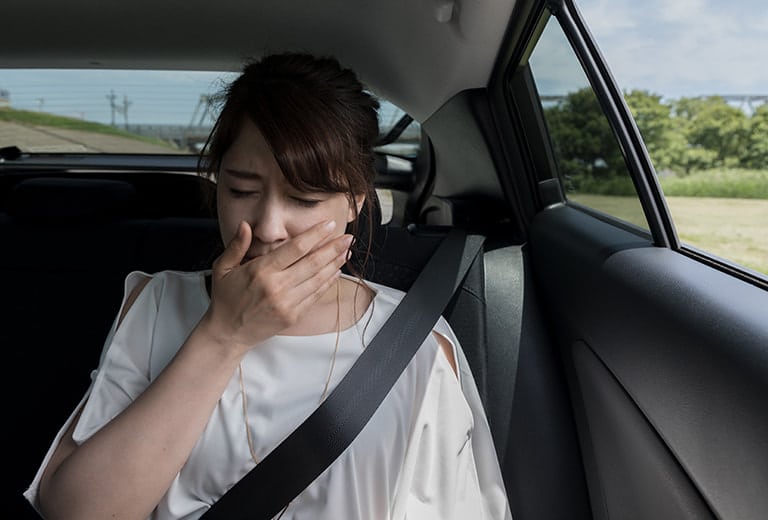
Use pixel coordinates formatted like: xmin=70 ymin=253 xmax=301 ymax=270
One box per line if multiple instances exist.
xmin=121 ymin=94 xmax=132 ymax=129
xmin=106 ymin=90 xmax=117 ymax=126
xmin=107 ymin=90 xmax=132 ymax=129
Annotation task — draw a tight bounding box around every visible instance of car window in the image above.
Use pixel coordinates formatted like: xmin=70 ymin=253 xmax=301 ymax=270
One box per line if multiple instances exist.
xmin=0 ymin=69 xmax=230 ymax=154
xmin=0 ymin=69 xmax=419 ymax=156
xmin=525 ymin=13 xmax=648 ymax=231
xmin=576 ymin=0 xmax=768 ymax=277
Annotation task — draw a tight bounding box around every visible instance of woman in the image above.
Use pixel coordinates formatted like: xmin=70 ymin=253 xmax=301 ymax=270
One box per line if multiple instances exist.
xmin=24 ymin=52 xmax=512 ymax=520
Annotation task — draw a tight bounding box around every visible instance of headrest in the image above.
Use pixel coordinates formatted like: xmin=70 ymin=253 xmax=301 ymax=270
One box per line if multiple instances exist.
xmin=7 ymin=177 xmax=137 ymax=219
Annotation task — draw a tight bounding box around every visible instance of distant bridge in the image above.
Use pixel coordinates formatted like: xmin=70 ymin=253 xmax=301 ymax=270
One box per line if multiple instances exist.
xmin=718 ymin=95 xmax=768 ymax=112
xmin=540 ymin=94 xmax=768 ymax=113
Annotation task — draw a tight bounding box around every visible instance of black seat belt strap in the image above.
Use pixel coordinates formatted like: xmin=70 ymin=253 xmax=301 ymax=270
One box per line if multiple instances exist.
xmin=201 ymin=228 xmax=485 ymax=520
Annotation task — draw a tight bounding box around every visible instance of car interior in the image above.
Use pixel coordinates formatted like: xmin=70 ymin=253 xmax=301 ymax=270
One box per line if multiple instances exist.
xmin=3 ymin=0 xmax=768 ymax=519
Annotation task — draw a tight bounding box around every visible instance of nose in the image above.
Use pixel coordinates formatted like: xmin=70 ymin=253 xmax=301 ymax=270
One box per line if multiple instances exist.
xmin=250 ymin=197 xmax=289 ymax=245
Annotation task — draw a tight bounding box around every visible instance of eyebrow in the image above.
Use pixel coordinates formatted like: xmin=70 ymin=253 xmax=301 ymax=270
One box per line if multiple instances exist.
xmin=222 ymin=168 xmax=264 ymax=180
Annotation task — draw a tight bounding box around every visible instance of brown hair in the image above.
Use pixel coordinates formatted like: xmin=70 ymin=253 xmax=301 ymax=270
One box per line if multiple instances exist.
xmin=198 ymin=52 xmax=380 ymax=276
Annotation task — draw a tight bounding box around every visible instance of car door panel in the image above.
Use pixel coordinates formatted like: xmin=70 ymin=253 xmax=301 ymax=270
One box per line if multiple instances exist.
xmin=530 ymin=204 xmax=768 ymax=520
xmin=572 ymin=339 xmax=716 ymax=520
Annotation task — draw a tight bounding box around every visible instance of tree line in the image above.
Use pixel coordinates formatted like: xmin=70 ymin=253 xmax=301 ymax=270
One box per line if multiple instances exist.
xmin=544 ymin=88 xmax=768 ymax=179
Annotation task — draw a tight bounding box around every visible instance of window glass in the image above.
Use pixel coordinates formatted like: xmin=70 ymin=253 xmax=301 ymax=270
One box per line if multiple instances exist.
xmin=0 ymin=69 xmax=233 ymax=154
xmin=526 ymin=16 xmax=647 ymax=230
xmin=375 ymin=103 xmax=421 ymax=159
xmin=576 ymin=0 xmax=768 ymax=276
xmin=0 ymin=69 xmax=419 ymax=159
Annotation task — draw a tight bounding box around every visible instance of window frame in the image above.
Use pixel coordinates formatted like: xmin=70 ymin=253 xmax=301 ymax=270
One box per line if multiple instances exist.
xmin=494 ymin=0 xmax=767 ymax=289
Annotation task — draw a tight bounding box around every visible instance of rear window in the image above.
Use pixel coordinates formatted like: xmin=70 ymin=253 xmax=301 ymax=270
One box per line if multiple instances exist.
xmin=0 ymin=69 xmax=419 ymax=157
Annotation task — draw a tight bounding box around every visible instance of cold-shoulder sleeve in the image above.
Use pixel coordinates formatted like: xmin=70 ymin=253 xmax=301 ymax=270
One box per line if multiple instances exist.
xmin=392 ymin=316 xmax=513 ymax=520
xmin=73 ymin=270 xmax=163 ymax=441
xmin=23 ymin=270 xmax=159 ymax=511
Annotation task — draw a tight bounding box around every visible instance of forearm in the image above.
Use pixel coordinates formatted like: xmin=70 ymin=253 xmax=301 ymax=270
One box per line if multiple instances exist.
xmin=39 ymin=322 xmax=244 ymax=520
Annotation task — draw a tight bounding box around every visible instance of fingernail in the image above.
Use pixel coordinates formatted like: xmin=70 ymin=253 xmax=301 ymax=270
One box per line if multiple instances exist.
xmin=343 ymin=234 xmax=353 ymax=247
xmin=325 ymin=220 xmax=336 ymax=231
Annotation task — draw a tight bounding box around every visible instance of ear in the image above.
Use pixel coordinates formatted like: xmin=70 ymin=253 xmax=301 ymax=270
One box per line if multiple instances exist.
xmin=347 ymin=193 xmax=366 ymax=223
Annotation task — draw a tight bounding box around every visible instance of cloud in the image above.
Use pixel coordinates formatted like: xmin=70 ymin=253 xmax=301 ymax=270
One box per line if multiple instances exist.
xmin=575 ymin=0 xmax=637 ymax=35
xmin=658 ymin=0 xmax=710 ymax=24
xmin=577 ymin=0 xmax=768 ymax=98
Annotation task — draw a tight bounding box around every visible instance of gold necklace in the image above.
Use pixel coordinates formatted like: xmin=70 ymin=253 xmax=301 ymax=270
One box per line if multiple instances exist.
xmin=319 ymin=278 xmax=342 ymax=403
xmin=237 ymin=279 xmax=342 ymax=519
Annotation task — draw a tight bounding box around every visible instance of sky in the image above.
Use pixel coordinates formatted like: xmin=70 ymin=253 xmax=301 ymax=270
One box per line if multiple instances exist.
xmin=0 ymin=69 xmax=402 ymax=128
xmin=2 ymin=0 xmax=767 ymax=125
xmin=0 ymin=68 xmax=406 ymax=128
xmin=576 ymin=0 xmax=768 ymax=100
xmin=0 ymin=69 xmax=235 ymax=126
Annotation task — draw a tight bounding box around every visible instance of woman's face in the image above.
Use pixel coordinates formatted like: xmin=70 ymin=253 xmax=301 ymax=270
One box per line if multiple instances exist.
xmin=217 ymin=119 xmax=364 ymax=262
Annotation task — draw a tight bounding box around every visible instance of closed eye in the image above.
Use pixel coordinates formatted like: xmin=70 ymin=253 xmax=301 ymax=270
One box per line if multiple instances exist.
xmin=291 ymin=197 xmax=321 ymax=208
xmin=229 ymin=188 xmax=259 ymax=198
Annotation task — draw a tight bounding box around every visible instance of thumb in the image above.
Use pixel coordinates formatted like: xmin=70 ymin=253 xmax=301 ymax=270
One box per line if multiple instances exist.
xmin=215 ymin=221 xmax=251 ymax=274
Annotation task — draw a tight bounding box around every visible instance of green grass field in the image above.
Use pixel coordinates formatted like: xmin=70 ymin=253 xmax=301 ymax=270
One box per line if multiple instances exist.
xmin=0 ymin=107 xmax=174 ymax=148
xmin=659 ymin=169 xmax=768 ymax=199
xmin=570 ymin=194 xmax=768 ymax=275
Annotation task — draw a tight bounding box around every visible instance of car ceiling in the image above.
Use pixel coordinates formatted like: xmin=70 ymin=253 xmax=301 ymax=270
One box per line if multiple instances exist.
xmin=0 ymin=0 xmax=517 ymax=122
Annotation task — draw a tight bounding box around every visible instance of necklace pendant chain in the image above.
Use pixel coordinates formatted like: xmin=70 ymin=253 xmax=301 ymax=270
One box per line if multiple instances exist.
xmin=238 ymin=279 xmax=343 ymax=464
xmin=237 ymin=280 xmax=343 ymax=518
xmin=319 ymin=278 xmax=342 ymax=403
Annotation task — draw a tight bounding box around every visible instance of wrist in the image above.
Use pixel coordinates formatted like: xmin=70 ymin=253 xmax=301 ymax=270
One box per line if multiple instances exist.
xmin=192 ymin=312 xmax=253 ymax=362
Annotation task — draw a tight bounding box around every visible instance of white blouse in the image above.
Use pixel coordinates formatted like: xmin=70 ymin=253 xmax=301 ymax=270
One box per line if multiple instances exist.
xmin=25 ymin=270 xmax=512 ymax=520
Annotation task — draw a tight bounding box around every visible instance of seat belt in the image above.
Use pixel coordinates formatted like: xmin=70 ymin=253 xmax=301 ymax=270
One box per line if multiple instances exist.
xmin=200 ymin=227 xmax=485 ymax=520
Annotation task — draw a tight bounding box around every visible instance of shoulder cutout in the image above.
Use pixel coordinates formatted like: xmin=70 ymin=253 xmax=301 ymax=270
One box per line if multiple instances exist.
xmin=117 ymin=276 xmax=151 ymax=328
xmin=433 ymin=331 xmax=458 ymax=378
